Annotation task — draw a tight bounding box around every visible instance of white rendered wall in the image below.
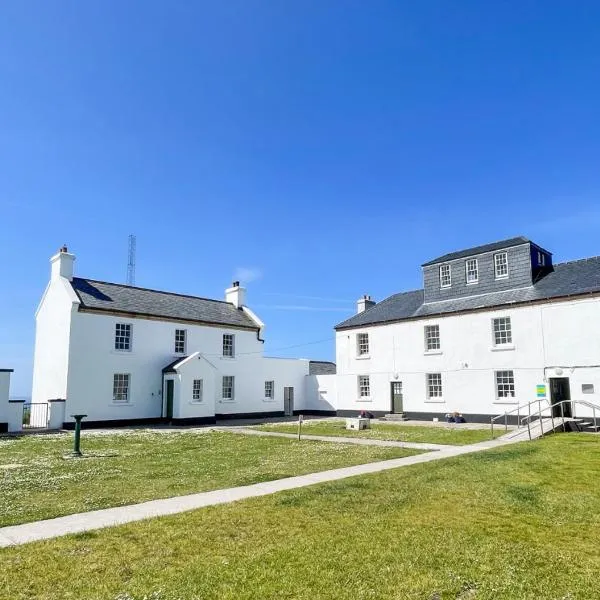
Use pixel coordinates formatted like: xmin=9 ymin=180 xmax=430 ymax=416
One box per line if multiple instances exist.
xmin=64 ymin=310 xmax=267 ymax=423
xmin=302 ymin=374 xmax=337 ymax=413
xmin=31 ymin=279 xmax=79 ymax=406
xmin=0 ymin=371 xmax=11 ymax=425
xmin=335 ymin=297 xmax=600 ymax=418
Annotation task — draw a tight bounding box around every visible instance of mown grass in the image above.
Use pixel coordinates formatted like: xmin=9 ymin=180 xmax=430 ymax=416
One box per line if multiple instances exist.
xmin=0 ymin=430 xmax=419 ymax=526
xmin=1 ymin=434 xmax=599 ymax=599
xmin=255 ymin=419 xmax=500 ymax=445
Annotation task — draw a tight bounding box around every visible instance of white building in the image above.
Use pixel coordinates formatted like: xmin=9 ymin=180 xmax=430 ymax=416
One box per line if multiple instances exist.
xmin=333 ymin=237 xmax=600 ymax=422
xmin=0 ymin=369 xmax=13 ymax=432
xmin=31 ymin=247 xmax=335 ymax=428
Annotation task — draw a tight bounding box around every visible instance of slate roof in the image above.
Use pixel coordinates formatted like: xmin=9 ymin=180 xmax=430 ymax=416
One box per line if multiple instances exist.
xmin=309 ymin=361 xmax=337 ymax=375
xmin=163 ymin=357 xmax=187 ymax=373
xmin=70 ymin=278 xmax=258 ymax=329
xmin=421 ymin=236 xmax=532 ymax=266
xmin=335 ymin=257 xmax=600 ymax=330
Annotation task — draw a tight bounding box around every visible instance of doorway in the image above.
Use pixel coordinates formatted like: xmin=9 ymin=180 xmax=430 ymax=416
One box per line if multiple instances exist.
xmin=390 ymin=381 xmax=403 ymax=414
xmin=284 ymin=387 xmax=294 ymax=416
xmin=550 ymin=377 xmax=571 ymax=418
xmin=165 ymin=379 xmax=174 ymax=420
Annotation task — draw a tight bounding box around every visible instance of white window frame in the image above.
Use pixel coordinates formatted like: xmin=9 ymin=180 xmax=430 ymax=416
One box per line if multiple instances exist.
xmin=465 ymin=258 xmax=478 ymax=284
xmin=494 ymin=252 xmax=508 ymax=279
xmin=264 ymin=380 xmax=275 ymax=400
xmin=424 ymin=324 xmax=441 ymax=352
xmin=426 ymin=373 xmax=443 ymax=401
xmin=222 ymin=375 xmax=235 ymax=401
xmin=439 ymin=264 xmax=452 ymax=288
xmin=192 ymin=379 xmax=203 ymax=403
xmin=538 ymin=251 xmax=546 ymax=266
xmin=358 ymin=375 xmax=371 ymax=399
xmin=114 ymin=323 xmax=132 ymax=352
xmin=174 ymin=329 xmax=187 ymax=355
xmin=356 ymin=333 xmax=370 ymax=357
xmin=495 ymin=370 xmax=515 ymax=402
xmin=492 ymin=317 xmax=513 ymax=346
xmin=222 ymin=334 xmax=235 ymax=358
xmin=113 ymin=373 xmax=131 ymax=404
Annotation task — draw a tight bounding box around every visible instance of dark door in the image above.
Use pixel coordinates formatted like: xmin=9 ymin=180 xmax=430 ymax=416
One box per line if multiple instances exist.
xmin=550 ymin=378 xmax=571 ymax=418
xmin=284 ymin=387 xmax=294 ymax=416
xmin=166 ymin=380 xmax=174 ymax=420
xmin=391 ymin=382 xmax=403 ymax=413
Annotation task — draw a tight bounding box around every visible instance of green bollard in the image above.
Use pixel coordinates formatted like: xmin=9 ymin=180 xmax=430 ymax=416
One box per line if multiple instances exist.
xmin=70 ymin=414 xmax=87 ymax=457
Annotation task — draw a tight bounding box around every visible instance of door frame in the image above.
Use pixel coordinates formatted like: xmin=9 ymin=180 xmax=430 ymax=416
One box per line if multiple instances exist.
xmin=390 ymin=381 xmax=403 ymax=414
xmin=165 ymin=378 xmax=175 ymax=420
xmin=549 ymin=377 xmax=572 ymax=418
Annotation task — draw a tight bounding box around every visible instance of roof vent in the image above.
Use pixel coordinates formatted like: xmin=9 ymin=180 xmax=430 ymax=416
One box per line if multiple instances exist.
xmin=232 ymin=281 xmax=240 ymax=288
xmin=60 ymin=245 xmax=69 ymax=253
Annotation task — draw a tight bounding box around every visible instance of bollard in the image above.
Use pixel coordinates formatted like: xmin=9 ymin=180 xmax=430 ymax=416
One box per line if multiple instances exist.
xmin=70 ymin=414 xmax=87 ymax=457
xmin=298 ymin=414 xmax=303 ymax=441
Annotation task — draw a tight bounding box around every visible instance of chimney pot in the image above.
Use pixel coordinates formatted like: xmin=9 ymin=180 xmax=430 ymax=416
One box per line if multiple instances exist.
xmin=357 ymin=294 xmax=376 ymax=314
xmin=233 ymin=281 xmax=240 ymax=288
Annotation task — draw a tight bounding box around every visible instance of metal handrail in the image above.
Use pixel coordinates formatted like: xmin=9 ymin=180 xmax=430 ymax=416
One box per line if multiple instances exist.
xmin=490 ymin=398 xmax=550 ymax=439
xmin=521 ymin=398 xmax=600 ymax=441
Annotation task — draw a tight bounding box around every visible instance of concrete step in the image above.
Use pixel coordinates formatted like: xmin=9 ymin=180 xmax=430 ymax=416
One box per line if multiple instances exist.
xmin=384 ymin=413 xmax=408 ymax=421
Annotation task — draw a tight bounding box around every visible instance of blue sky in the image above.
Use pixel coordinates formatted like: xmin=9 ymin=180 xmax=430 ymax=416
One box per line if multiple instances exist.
xmin=1 ymin=1 xmax=600 ymax=396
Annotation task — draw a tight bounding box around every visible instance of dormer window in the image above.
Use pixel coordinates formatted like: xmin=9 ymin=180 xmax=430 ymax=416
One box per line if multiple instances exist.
xmin=465 ymin=259 xmax=478 ymax=284
xmin=537 ymin=251 xmax=546 ymax=266
xmin=494 ymin=252 xmax=508 ymax=279
xmin=439 ymin=264 xmax=451 ymax=288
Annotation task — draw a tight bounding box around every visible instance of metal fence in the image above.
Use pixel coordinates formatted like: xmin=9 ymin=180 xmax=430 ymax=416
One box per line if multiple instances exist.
xmin=23 ymin=403 xmax=49 ymax=429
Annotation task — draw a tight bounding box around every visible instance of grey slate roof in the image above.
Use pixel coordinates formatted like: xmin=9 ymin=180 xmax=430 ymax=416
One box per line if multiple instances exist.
xmin=309 ymin=361 xmax=337 ymax=375
xmin=422 ymin=236 xmax=532 ymax=266
xmin=71 ymin=278 xmax=258 ymax=329
xmin=163 ymin=357 xmax=187 ymax=373
xmin=336 ymin=257 xmax=600 ymax=330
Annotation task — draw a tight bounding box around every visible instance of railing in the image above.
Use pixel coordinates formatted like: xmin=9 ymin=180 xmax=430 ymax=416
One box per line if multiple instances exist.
xmin=521 ymin=398 xmax=600 ymax=441
xmin=490 ymin=398 xmax=550 ymax=439
xmin=22 ymin=403 xmax=49 ymax=429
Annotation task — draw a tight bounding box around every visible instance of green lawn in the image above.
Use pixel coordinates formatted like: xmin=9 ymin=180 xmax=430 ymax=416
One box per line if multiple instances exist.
xmin=1 ymin=434 xmax=599 ymax=599
xmin=254 ymin=419 xmax=500 ymax=445
xmin=0 ymin=430 xmax=419 ymax=527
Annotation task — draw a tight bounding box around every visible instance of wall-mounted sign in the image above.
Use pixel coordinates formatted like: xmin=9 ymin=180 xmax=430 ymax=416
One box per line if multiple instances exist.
xmin=536 ymin=384 xmax=547 ymax=398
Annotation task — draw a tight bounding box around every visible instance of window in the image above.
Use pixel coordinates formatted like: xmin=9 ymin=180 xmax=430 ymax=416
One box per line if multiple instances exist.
xmin=357 ymin=333 xmax=370 ymax=356
xmin=439 ymin=264 xmax=451 ymax=288
xmin=424 ymin=325 xmax=440 ymax=351
xmin=114 ymin=323 xmax=132 ymax=351
xmin=426 ymin=373 xmax=443 ymax=399
xmin=113 ymin=373 xmax=130 ymax=403
xmin=265 ymin=380 xmax=274 ymax=399
xmin=495 ymin=370 xmax=515 ymax=400
xmin=222 ymin=334 xmax=235 ymax=357
xmin=175 ymin=329 xmax=187 ymax=354
xmin=192 ymin=379 xmax=203 ymax=402
xmin=465 ymin=258 xmax=478 ymax=283
xmin=494 ymin=252 xmax=508 ymax=278
xmin=222 ymin=376 xmax=235 ymax=400
xmin=493 ymin=317 xmax=512 ymax=345
xmin=537 ymin=251 xmax=546 ymax=266
xmin=358 ymin=375 xmax=370 ymax=398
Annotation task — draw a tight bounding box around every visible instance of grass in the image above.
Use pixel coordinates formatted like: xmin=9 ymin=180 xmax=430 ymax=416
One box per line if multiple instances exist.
xmin=1 ymin=434 xmax=599 ymax=599
xmin=254 ymin=419 xmax=500 ymax=445
xmin=0 ymin=429 xmax=420 ymax=527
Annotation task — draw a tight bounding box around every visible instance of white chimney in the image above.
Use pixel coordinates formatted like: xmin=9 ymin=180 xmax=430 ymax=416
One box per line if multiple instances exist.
xmin=50 ymin=245 xmax=75 ymax=282
xmin=357 ymin=294 xmax=375 ymax=314
xmin=225 ymin=281 xmax=246 ymax=308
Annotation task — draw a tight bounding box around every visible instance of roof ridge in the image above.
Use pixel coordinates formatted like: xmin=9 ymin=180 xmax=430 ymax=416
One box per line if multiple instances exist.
xmin=74 ymin=277 xmax=235 ymax=306
xmin=554 ymin=256 xmax=600 ymax=267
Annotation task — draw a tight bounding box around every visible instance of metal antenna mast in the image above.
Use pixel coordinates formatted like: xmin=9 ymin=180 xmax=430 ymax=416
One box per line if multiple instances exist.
xmin=127 ymin=234 xmax=136 ymax=286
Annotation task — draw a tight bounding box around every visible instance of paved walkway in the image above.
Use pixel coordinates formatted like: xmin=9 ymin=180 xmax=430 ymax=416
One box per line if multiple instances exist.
xmin=217 ymin=426 xmax=453 ymax=451
xmin=0 ymin=437 xmax=514 ymax=548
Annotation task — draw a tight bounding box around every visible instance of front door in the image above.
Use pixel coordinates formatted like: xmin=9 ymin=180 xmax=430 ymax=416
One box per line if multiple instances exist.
xmin=166 ymin=379 xmax=174 ymax=420
xmin=550 ymin=377 xmax=572 ymax=418
xmin=284 ymin=387 xmax=294 ymax=416
xmin=391 ymin=381 xmax=403 ymax=413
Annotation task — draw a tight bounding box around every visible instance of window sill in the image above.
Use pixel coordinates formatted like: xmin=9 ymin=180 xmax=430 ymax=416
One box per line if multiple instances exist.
xmin=493 ymin=400 xmax=518 ymax=405
xmin=495 ymin=275 xmax=509 ymax=281
xmin=189 ymin=401 xmax=204 ymax=405
xmin=424 ymin=399 xmax=445 ymax=404
xmin=263 ymin=398 xmax=276 ymax=402
xmin=220 ymin=356 xmax=236 ymax=360
xmin=111 ymin=402 xmax=135 ymax=407
xmin=355 ymin=355 xmax=370 ymax=360
xmin=220 ymin=399 xmax=236 ymax=403
xmin=466 ymin=281 xmax=479 ymax=285
xmin=491 ymin=345 xmax=515 ymax=352
xmin=356 ymin=397 xmax=372 ymax=403
xmin=424 ymin=350 xmax=443 ymax=356
xmin=111 ymin=350 xmax=133 ymax=355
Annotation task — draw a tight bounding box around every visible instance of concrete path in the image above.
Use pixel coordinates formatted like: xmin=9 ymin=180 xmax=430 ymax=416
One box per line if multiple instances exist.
xmin=217 ymin=426 xmax=454 ymax=451
xmin=0 ymin=437 xmax=514 ymax=548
